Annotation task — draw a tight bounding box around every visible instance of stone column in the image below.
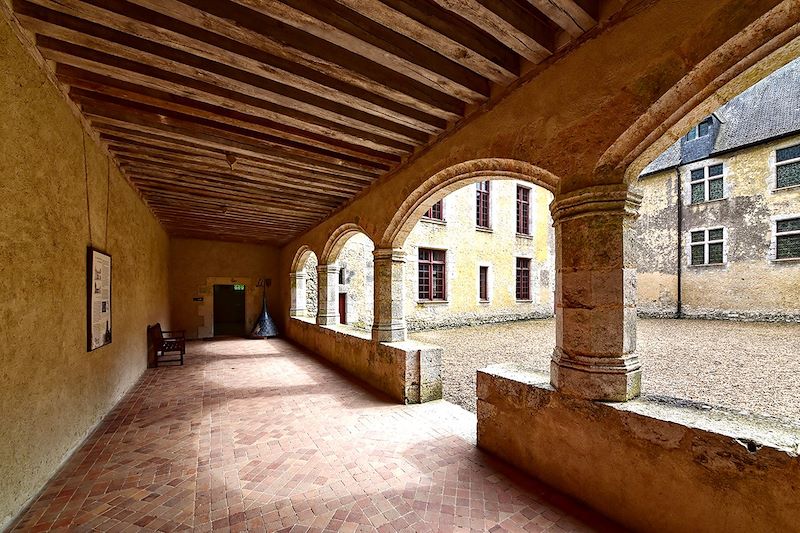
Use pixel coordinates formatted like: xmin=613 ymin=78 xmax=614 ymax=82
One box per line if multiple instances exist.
xmin=289 ymin=271 xmax=307 ymax=317
xmin=549 ymin=184 xmax=642 ymax=401
xmin=372 ymin=248 xmax=407 ymax=342
xmin=316 ymin=264 xmax=339 ymax=326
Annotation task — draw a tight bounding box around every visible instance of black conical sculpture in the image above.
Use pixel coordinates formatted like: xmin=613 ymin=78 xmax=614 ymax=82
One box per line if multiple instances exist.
xmin=251 ymin=278 xmax=278 ymax=338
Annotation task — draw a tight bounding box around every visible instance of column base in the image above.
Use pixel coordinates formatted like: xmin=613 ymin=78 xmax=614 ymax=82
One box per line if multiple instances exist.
xmin=372 ymin=323 xmax=407 ymax=342
xmin=317 ymin=314 xmax=339 ymax=326
xmin=550 ymin=348 xmax=641 ymax=401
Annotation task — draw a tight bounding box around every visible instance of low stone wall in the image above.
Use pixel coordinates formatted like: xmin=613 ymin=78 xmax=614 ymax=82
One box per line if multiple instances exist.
xmin=286 ymin=318 xmax=442 ymax=403
xmin=408 ymin=310 xmax=553 ymax=331
xmin=637 ymin=308 xmax=800 ymax=322
xmin=477 ymin=365 xmax=800 ymax=533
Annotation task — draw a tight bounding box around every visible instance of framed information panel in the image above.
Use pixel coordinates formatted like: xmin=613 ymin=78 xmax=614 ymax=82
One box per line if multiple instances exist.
xmin=87 ymin=247 xmax=112 ymax=351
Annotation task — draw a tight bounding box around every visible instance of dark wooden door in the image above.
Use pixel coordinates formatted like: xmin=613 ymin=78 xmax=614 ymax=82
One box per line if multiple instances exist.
xmin=338 ymin=293 xmax=347 ymax=324
xmin=213 ymin=284 xmax=246 ymax=336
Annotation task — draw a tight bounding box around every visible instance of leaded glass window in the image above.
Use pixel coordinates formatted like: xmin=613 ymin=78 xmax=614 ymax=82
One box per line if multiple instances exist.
xmin=689 ymin=163 xmax=725 ymax=204
xmin=776 ymin=144 xmax=800 ymax=189
xmin=775 ymin=217 xmax=800 ymax=260
xmin=690 ymin=228 xmax=725 ymax=266
xmin=418 ymin=248 xmax=446 ymax=300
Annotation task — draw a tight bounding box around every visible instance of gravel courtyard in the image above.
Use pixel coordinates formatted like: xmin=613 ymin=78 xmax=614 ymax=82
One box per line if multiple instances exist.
xmin=412 ymin=318 xmax=800 ymax=422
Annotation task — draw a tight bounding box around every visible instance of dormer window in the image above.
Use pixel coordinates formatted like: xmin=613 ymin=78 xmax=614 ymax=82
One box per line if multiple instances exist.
xmin=685 ymin=117 xmax=713 ymax=141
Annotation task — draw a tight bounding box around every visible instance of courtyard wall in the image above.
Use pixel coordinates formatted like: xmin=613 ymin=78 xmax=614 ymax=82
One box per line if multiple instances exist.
xmin=403 ymin=180 xmax=555 ymax=330
xmin=169 ymin=238 xmax=281 ymax=339
xmin=0 ymin=17 xmax=170 ymax=529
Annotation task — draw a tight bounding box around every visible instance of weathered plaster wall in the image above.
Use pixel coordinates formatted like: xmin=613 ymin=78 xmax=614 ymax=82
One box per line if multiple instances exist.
xmin=169 ymin=238 xmax=280 ymax=339
xmin=477 ymin=366 xmax=800 ymax=533
xmin=403 ymin=180 xmax=554 ymax=330
xmin=634 ymin=136 xmax=800 ymax=320
xmin=0 ymin=17 xmax=170 ymax=529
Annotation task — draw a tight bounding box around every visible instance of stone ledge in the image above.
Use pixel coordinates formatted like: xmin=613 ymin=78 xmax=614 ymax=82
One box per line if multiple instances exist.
xmin=477 ymin=364 xmax=800 ymax=533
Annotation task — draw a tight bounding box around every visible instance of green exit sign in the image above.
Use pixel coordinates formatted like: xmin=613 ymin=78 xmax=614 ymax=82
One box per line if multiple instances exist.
xmin=233 ymin=284 xmax=245 ymax=291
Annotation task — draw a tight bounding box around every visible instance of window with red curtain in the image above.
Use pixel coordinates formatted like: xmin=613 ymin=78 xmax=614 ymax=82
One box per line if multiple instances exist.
xmin=516 ymin=186 xmax=530 ymax=235
xmin=476 ymin=181 xmax=490 ymax=228
xmin=516 ymin=258 xmax=531 ymax=300
xmin=424 ymin=200 xmax=444 ymax=220
xmin=479 ymin=266 xmax=489 ymax=301
xmin=418 ymin=248 xmax=446 ymax=300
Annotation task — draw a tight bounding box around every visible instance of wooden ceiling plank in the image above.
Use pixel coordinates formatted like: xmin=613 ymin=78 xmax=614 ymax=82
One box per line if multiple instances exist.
xmin=112 ymin=147 xmax=365 ymax=196
xmin=19 ymin=14 xmax=434 ymax=145
xmin=138 ymin=187 xmax=328 ymax=218
xmin=431 ymin=0 xmax=554 ymax=61
xmin=523 ymin=0 xmax=596 ymax=37
xmin=94 ymin=125 xmax=376 ymax=185
xmin=81 ymin=106 xmax=385 ymax=179
xmin=59 ymin=66 xmax=414 ymax=155
xmin=334 ymin=0 xmax=518 ymax=83
xmin=22 ymin=0 xmax=451 ymax=131
xmin=125 ymin=0 xmax=467 ymax=119
xmin=70 ymin=86 xmax=404 ymax=165
xmin=231 ymin=0 xmax=490 ymax=102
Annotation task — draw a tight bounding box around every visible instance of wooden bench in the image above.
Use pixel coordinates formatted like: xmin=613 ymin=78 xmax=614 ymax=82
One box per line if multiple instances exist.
xmin=147 ymin=323 xmax=185 ymax=366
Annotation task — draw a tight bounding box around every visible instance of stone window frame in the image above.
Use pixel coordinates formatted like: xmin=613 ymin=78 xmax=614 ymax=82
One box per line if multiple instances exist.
xmin=686 ymin=159 xmax=727 ymax=205
xmin=769 ymin=138 xmax=800 ymax=192
xmin=417 ymin=247 xmax=448 ymax=302
xmin=475 ymin=180 xmax=492 ymax=230
xmin=477 ymin=263 xmax=492 ymax=304
xmin=686 ymin=226 xmax=728 ymax=267
xmin=770 ymin=214 xmax=800 ymax=262
xmin=515 ymin=256 xmax=533 ymax=301
xmin=516 ymin=184 xmax=532 ymax=236
xmin=684 ymin=116 xmax=713 ymax=141
xmin=422 ymin=199 xmax=446 ymax=223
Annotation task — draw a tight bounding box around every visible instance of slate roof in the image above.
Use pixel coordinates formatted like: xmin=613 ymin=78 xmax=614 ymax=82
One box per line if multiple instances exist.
xmin=640 ymin=57 xmax=800 ymax=177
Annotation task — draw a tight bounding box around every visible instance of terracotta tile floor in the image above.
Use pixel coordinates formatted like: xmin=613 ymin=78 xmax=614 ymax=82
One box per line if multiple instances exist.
xmin=11 ymin=338 xmax=622 ymax=532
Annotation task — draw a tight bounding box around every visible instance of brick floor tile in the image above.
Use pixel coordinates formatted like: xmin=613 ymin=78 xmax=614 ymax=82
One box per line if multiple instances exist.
xmin=10 ymin=338 xmax=622 ymax=532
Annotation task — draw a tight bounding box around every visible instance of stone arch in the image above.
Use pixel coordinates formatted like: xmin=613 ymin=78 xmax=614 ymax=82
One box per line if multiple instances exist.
xmin=381 ymin=158 xmax=559 ymax=248
xmin=289 ymin=245 xmax=319 ymax=319
xmin=596 ymin=9 xmax=800 ymax=182
xmin=321 ymin=222 xmax=373 ymax=264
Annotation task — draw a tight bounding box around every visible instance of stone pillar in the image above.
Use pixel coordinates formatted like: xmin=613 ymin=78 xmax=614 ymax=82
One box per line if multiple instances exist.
xmin=549 ymin=184 xmax=642 ymax=401
xmin=316 ymin=264 xmax=339 ymax=326
xmin=289 ymin=271 xmax=307 ymax=317
xmin=372 ymin=248 xmax=407 ymax=342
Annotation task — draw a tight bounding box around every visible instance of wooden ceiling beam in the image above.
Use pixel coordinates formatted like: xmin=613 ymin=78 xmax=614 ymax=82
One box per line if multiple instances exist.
xmin=70 ymin=87 xmax=402 ymax=166
xmin=112 ymin=148 xmax=364 ymax=197
xmin=59 ymin=69 xmax=413 ymax=157
xmin=19 ymin=12 xmax=435 ymax=146
xmin=334 ymin=0 xmax=518 ymax=83
xmin=523 ymin=0 xmax=596 ymax=37
xmin=21 ymin=0 xmax=449 ymax=132
xmin=126 ymin=0 xmax=467 ymax=119
xmin=231 ymin=0 xmax=489 ymax=102
xmin=432 ymin=0 xmax=554 ymax=62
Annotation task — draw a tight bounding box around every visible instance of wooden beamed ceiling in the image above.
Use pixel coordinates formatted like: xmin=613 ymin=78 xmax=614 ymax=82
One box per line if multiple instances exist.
xmin=12 ymin=0 xmax=600 ymax=244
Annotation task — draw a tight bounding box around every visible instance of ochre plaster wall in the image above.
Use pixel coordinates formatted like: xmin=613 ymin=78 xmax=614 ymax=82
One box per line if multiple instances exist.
xmin=0 ymin=18 xmax=170 ymax=529
xmin=169 ymin=238 xmax=280 ymax=339
xmin=634 ymin=137 xmax=800 ymax=319
xmin=402 ymin=180 xmax=554 ymax=330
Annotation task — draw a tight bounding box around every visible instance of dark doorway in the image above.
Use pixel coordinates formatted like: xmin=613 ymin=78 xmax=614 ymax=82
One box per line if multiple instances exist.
xmin=214 ymin=284 xmax=246 ymax=337
xmin=339 ymin=293 xmax=347 ymax=324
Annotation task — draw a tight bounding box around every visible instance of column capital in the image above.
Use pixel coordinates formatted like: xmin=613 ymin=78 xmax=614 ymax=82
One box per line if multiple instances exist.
xmin=373 ymin=247 xmax=406 ymax=263
xmin=550 ymin=184 xmax=641 ymax=224
xmin=316 ymin=263 xmax=339 ymax=275
xmin=290 ymin=271 xmax=307 ymax=279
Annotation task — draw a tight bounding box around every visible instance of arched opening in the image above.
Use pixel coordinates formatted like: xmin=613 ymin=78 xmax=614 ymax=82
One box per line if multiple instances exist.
xmin=623 ymin=54 xmax=800 ymax=421
xmin=289 ymin=246 xmax=319 ymax=321
xmin=384 ymin=159 xmax=559 ymax=412
xmin=320 ymin=224 xmax=375 ymax=332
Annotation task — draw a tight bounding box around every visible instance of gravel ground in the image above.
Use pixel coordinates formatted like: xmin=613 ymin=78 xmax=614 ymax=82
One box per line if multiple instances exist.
xmin=411 ymin=318 xmax=800 ymax=422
